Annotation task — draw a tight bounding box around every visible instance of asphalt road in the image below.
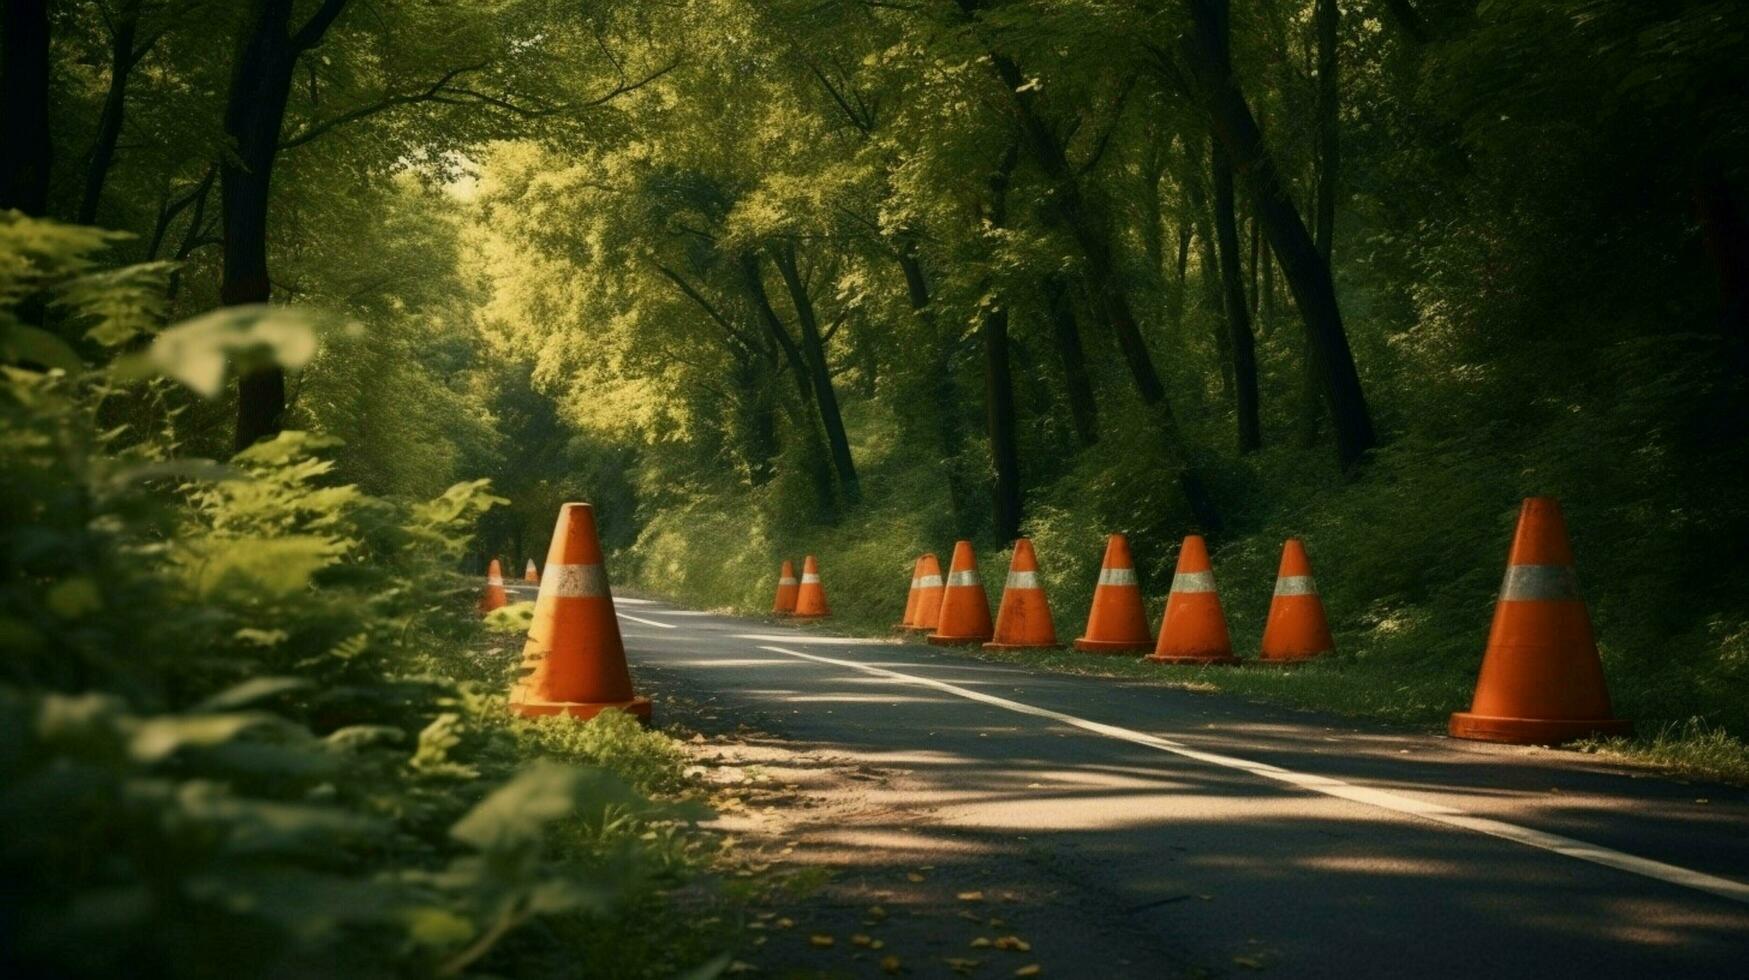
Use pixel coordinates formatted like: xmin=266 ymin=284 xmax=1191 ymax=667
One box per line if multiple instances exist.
xmin=511 ymin=584 xmax=1749 ymax=977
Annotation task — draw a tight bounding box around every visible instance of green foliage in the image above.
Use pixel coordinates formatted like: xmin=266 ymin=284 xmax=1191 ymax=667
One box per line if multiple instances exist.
xmin=0 ymin=219 xmax=725 ymax=977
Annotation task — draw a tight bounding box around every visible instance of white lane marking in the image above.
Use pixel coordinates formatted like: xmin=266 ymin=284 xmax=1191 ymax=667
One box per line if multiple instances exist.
xmin=735 ymin=633 xmax=895 ymax=646
xmin=617 ymin=611 xmax=677 ymax=629
xmin=644 ymin=610 xmax=715 ymax=616
xmin=755 ymin=644 xmax=1749 ymax=906
xmin=615 ymin=596 xmax=657 ymax=606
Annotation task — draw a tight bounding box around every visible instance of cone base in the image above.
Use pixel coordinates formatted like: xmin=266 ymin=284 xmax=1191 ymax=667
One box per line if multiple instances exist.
xmin=1148 ymin=654 xmax=1240 ymax=666
xmin=511 ymin=695 xmax=653 ymax=725
xmin=1449 ymin=711 xmax=1630 ymax=745
xmin=982 ymin=640 xmax=1058 ymax=651
xmin=789 ymin=613 xmax=829 ymax=620
xmin=771 ymin=610 xmax=794 ymax=617
xmin=928 ymin=633 xmax=992 ymax=647
xmin=1073 ymin=637 xmax=1152 ymax=654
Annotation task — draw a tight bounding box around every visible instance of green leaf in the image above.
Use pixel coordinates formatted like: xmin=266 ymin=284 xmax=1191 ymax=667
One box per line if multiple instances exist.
xmin=1 ymin=324 xmax=83 ymax=372
xmin=145 ymin=304 xmax=320 ymax=397
xmin=451 ymin=762 xmax=634 ymax=851
xmin=195 ymin=677 xmax=312 ymax=712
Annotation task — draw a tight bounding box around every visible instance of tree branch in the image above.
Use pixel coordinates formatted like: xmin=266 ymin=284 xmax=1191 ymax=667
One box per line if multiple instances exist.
xmin=283 ymin=61 xmax=491 ymax=148
xmin=290 ymin=0 xmax=351 ymax=53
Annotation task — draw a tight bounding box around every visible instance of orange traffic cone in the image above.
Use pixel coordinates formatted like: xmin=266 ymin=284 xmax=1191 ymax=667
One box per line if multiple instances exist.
xmin=771 ymin=559 xmax=799 ymax=615
xmin=1074 ymin=534 xmax=1152 ymax=653
xmin=508 ymin=503 xmax=652 ymax=723
xmin=524 ymin=559 xmax=539 ymax=584
xmin=928 ymin=540 xmax=993 ymax=645
xmin=897 ymin=556 xmax=925 ymax=628
xmin=1256 ymin=538 xmax=1335 ymax=665
xmin=479 ymin=558 xmax=508 ymax=614
xmin=1450 ymin=498 xmax=1630 ymax=744
xmin=792 ymin=555 xmax=829 ymax=619
xmin=985 ymin=538 xmax=1057 ymax=650
xmin=1149 ymin=535 xmax=1237 ymax=665
xmin=908 ymin=553 xmax=946 ymax=631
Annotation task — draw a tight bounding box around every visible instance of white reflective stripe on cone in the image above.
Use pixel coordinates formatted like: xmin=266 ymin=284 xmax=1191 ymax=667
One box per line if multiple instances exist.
xmin=1171 ymin=570 xmax=1216 ymax=593
xmin=540 ymin=563 xmax=610 ymax=599
xmin=1097 ymin=567 xmax=1138 ymax=587
xmin=801 ymin=573 xmax=821 ymax=584
xmin=917 ymin=575 xmax=944 ymax=588
xmin=1005 ymin=570 xmax=1041 ymax=589
xmin=1499 ymin=564 xmax=1580 ymax=601
xmin=778 ymin=576 xmax=798 ymax=585
xmin=909 ymin=577 xmax=922 ymax=588
xmin=947 ymin=570 xmax=980 ymax=587
xmin=1273 ymin=575 xmax=1318 ymax=596
xmin=487 ymin=576 xmax=504 ymax=586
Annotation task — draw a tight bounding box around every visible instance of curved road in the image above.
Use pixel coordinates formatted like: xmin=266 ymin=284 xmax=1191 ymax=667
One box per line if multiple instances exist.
xmin=513 ymin=585 xmax=1749 ymax=977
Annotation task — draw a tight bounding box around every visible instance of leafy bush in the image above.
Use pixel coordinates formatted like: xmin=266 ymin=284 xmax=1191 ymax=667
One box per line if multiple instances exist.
xmin=0 ymin=215 xmax=725 ymax=977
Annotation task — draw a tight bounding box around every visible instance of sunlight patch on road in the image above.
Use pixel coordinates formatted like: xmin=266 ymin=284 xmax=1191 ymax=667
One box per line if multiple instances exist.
xmin=755 ymin=644 xmax=1749 ymax=907
xmin=733 ymin=633 xmax=896 ymax=646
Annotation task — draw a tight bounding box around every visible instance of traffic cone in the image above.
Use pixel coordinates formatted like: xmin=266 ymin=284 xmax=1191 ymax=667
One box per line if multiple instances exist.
xmin=771 ymin=559 xmax=799 ymax=615
xmin=479 ymin=558 xmax=508 ymax=614
xmin=1450 ymin=497 xmax=1630 ymax=744
xmin=1074 ymin=534 xmax=1153 ymax=653
xmin=1256 ymin=538 xmax=1335 ymax=665
xmin=524 ymin=559 xmax=539 ymax=584
xmin=928 ymin=540 xmax=993 ymax=646
xmin=897 ymin=556 xmax=925 ymax=628
xmin=984 ymin=538 xmax=1057 ymax=650
xmin=908 ymin=553 xmax=946 ymax=631
xmin=1149 ymin=535 xmax=1238 ymax=665
xmin=792 ymin=555 xmax=829 ymax=619
xmin=508 ymin=503 xmax=652 ymax=723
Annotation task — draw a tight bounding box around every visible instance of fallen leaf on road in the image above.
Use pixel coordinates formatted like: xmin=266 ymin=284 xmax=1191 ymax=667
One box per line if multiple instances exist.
xmin=944 ymin=957 xmax=981 ymax=974
xmin=1233 ymin=955 xmax=1267 ymax=970
xmin=775 ymin=917 xmax=794 ymax=929
xmin=867 ymin=905 xmax=888 ymax=920
xmin=809 ymin=934 xmax=834 ymax=948
xmin=987 ymin=918 xmax=1007 ymax=928
xmin=957 ymin=891 xmax=984 ymax=902
xmin=1014 ymin=966 xmax=1042 ymax=977
xmin=907 ymin=873 xmax=926 ymax=883
xmin=852 ymin=934 xmax=873 ymax=947
xmin=725 ymin=962 xmax=756 ymax=975
xmin=880 ymin=955 xmax=902 ymax=974
xmin=970 ymin=937 xmax=992 ymax=948
xmin=995 ymin=936 xmax=1031 ymax=952
xmin=871 ymin=939 xmax=886 ymax=949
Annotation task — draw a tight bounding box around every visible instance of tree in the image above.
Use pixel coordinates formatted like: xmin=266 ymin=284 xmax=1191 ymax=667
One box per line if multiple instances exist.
xmin=1171 ymin=0 xmax=1377 ymax=471
xmin=1 ymin=0 xmax=52 ymax=215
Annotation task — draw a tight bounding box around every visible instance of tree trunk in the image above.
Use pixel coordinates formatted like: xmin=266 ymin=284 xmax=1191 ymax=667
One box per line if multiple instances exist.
xmin=1213 ymin=138 xmax=1261 ymax=453
xmin=981 ymin=301 xmax=1022 ymax=540
xmin=1260 ymin=234 xmax=1276 ymax=336
xmin=771 ymin=242 xmax=861 ymax=503
xmin=897 ymin=244 xmax=979 ymax=530
xmin=981 ymin=145 xmax=1023 ymax=540
xmin=0 ymin=0 xmax=52 ymax=216
xmin=225 ymin=0 xmax=351 ymax=451
xmin=1166 ymin=225 xmax=1191 ymax=336
xmin=1315 ymin=0 xmax=1340 ymax=262
xmin=742 ymin=252 xmax=837 ymax=516
xmin=1695 ymin=167 xmax=1749 ymax=371
xmin=1180 ymin=0 xmax=1376 ymax=471
xmin=1183 ymin=166 xmax=1232 ymax=395
xmin=1248 ymin=213 xmax=1260 ymax=316
xmin=78 ymin=0 xmax=144 ymax=225
xmin=1043 ymin=274 xmax=1100 ymax=446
